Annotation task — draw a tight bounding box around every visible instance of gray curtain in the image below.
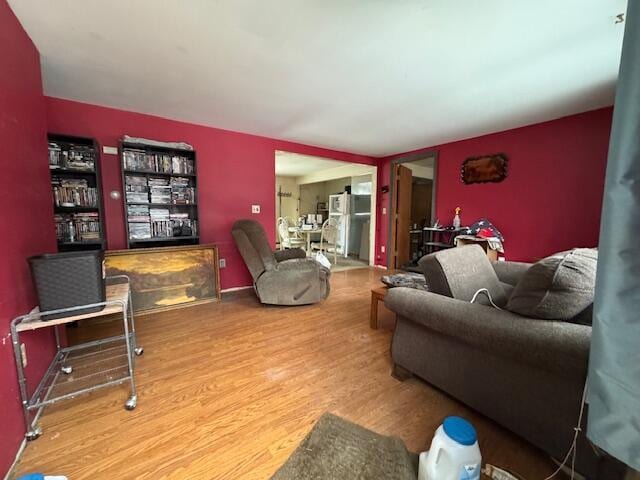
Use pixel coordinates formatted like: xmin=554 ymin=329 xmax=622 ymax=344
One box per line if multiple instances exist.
xmin=587 ymin=0 xmax=640 ymax=471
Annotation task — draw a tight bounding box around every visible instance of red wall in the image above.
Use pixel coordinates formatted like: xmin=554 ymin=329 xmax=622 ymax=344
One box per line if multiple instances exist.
xmin=45 ymin=98 xmax=376 ymax=289
xmin=0 ymin=1 xmax=58 ymax=475
xmin=375 ymin=108 xmax=613 ymax=265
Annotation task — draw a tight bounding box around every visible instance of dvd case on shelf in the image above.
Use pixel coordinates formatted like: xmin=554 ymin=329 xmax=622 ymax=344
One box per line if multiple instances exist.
xmin=48 ymin=142 xmax=95 ymax=171
xmin=125 ymin=175 xmax=149 ymax=203
xmin=123 ymin=149 xmax=194 ymax=175
xmin=128 ymin=222 xmax=152 ymax=239
xmin=52 ymin=177 xmax=98 ymax=207
xmin=54 ymin=212 xmax=101 ymax=242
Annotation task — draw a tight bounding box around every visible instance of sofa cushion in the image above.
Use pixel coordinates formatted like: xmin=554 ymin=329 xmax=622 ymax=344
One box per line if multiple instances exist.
xmin=506 ymin=248 xmax=597 ymax=320
xmin=500 ymin=281 xmax=515 ymax=301
xmin=419 ymin=245 xmax=507 ymax=307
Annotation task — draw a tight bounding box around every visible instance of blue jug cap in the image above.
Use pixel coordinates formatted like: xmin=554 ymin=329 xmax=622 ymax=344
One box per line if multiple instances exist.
xmin=443 ymin=416 xmax=477 ymax=446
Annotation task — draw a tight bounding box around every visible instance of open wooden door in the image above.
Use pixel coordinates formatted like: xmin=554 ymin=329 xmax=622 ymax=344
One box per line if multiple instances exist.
xmin=389 ymin=163 xmax=413 ymax=269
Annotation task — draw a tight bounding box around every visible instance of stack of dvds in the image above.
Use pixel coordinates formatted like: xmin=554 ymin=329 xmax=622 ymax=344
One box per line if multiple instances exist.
xmin=48 ymin=142 xmax=62 ymax=168
xmin=125 ymin=175 xmax=149 ymax=203
xmin=127 ymin=205 xmax=150 ymax=222
xmin=52 ymin=178 xmax=98 ymax=207
xmin=124 ymin=149 xmax=191 ymax=174
xmin=54 ymin=214 xmax=73 ymax=241
xmin=154 ymin=153 xmax=173 ymax=173
xmin=150 ymin=208 xmax=171 ymax=237
xmin=149 ymin=177 xmax=171 ymax=204
xmin=151 ymin=221 xmax=172 ymax=238
xmin=129 ymin=223 xmax=151 ymax=240
xmin=123 ymin=149 xmax=155 ymax=172
xmin=170 ymin=177 xmax=195 ymax=204
xmin=169 ymin=213 xmax=197 ymax=236
xmin=127 ymin=204 xmax=150 ymax=240
xmin=64 ymin=145 xmax=95 ymax=170
xmin=54 ymin=213 xmax=101 ymax=242
xmin=74 ymin=212 xmax=101 ymax=241
xmin=171 ymin=156 xmax=194 ymax=175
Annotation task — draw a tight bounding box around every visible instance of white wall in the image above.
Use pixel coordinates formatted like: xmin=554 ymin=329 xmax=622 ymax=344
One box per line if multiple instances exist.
xmin=299 ymin=182 xmax=328 ymax=218
xmin=351 ymin=174 xmax=372 ymax=194
xmin=324 ymin=177 xmax=351 ymax=197
xmin=276 ymin=176 xmax=299 ymax=220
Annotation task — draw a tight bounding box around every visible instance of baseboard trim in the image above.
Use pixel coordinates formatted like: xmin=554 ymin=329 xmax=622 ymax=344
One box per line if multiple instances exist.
xmin=374 ymin=264 xmax=388 ymax=269
xmin=4 ymin=438 xmax=26 ymax=480
xmin=221 ymin=285 xmax=253 ymax=293
xmin=4 ymin=386 xmax=50 ymax=480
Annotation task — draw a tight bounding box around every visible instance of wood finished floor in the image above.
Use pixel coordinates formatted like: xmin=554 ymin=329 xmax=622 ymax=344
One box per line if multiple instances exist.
xmin=14 ymin=268 xmax=555 ymax=479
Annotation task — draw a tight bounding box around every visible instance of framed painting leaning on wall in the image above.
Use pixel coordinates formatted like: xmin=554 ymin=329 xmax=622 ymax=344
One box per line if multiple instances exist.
xmin=105 ymin=244 xmax=221 ymax=314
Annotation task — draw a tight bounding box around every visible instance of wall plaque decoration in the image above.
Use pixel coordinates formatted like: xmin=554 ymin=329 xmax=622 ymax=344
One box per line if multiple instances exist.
xmin=461 ymin=154 xmax=508 ymax=184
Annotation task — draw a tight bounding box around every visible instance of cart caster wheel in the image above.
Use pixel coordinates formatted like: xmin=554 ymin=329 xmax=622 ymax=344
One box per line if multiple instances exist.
xmin=134 ymin=347 xmax=144 ymax=356
xmin=125 ymin=395 xmax=137 ymax=411
xmin=25 ymin=426 xmax=43 ymax=441
xmin=61 ymin=366 xmax=73 ymax=374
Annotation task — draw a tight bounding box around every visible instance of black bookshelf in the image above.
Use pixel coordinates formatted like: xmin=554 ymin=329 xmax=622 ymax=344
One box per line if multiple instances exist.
xmin=120 ymin=139 xmax=199 ymax=249
xmin=48 ymin=134 xmax=106 ymax=252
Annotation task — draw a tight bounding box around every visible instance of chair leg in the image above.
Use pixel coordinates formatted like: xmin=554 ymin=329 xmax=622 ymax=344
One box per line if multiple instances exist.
xmin=391 ymin=363 xmax=413 ymax=381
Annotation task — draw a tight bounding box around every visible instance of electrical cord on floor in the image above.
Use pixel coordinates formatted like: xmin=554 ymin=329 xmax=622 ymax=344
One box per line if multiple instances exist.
xmin=542 ymin=380 xmax=588 ymax=480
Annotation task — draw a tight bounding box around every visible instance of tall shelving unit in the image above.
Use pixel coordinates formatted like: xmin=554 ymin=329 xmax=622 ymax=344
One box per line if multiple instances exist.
xmin=120 ymin=139 xmax=199 ymax=249
xmin=48 ymin=134 xmax=106 ymax=252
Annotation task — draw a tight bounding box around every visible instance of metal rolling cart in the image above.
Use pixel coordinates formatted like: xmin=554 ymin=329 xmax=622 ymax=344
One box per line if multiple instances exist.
xmin=10 ymin=276 xmax=143 ymax=441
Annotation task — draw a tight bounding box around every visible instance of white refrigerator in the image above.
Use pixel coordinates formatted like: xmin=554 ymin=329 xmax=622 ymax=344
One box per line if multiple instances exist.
xmin=329 ymin=193 xmax=349 ymax=257
xmin=329 ymin=193 xmax=371 ymax=258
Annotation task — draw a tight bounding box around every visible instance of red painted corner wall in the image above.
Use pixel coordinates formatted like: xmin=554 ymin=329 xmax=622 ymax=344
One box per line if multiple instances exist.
xmin=0 ymin=0 xmax=58 ymax=476
xmin=44 ymin=98 xmax=376 ymax=289
xmin=375 ymin=107 xmax=613 ymax=265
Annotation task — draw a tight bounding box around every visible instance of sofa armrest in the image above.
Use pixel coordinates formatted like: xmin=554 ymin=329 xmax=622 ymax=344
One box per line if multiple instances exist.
xmin=385 ymin=287 xmax=590 ymax=378
xmin=274 ymin=248 xmax=307 ymax=262
xmin=492 ymin=261 xmax=532 ymax=286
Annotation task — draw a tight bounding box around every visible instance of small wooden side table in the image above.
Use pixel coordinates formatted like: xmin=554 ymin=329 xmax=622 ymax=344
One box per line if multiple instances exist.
xmin=370 ymin=285 xmax=389 ymax=329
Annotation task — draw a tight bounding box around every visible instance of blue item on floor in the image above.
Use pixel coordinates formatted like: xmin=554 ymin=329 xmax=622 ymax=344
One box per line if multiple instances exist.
xmin=17 ymin=475 xmax=67 ymax=480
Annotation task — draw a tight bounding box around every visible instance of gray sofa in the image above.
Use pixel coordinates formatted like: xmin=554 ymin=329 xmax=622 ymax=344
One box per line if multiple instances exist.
xmin=232 ymin=219 xmax=330 ymax=305
xmin=385 ymin=245 xmax=599 ymax=477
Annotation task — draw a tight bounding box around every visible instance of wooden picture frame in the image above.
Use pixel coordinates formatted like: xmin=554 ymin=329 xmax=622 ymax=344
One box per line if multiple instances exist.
xmin=105 ymin=244 xmax=221 ymax=314
xmin=461 ymin=154 xmax=508 ymax=184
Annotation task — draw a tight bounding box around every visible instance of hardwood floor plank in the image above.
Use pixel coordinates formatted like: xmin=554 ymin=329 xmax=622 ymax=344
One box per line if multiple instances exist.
xmin=13 ymin=267 xmax=555 ymax=479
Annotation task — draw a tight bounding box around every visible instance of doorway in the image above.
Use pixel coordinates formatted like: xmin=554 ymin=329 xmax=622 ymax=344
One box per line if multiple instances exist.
xmin=275 ymin=151 xmax=378 ymax=270
xmin=388 ymin=152 xmax=437 ymax=270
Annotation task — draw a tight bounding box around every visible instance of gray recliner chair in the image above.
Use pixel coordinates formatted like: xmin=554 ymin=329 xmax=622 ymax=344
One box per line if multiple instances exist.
xmin=232 ymin=219 xmax=330 ymax=305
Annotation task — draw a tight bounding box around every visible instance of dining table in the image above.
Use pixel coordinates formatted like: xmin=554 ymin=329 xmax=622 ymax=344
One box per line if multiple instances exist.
xmin=288 ymin=226 xmax=322 ymax=255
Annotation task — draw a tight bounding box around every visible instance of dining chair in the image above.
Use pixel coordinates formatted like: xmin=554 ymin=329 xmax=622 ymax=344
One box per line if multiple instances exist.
xmin=312 ymin=218 xmax=339 ymax=264
xmin=278 ymin=217 xmax=306 ymax=250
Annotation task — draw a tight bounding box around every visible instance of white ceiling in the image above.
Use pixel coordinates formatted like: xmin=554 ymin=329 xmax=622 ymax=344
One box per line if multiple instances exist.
xmin=10 ymin=0 xmax=626 ymax=157
xmin=275 ymin=151 xmax=349 ymax=177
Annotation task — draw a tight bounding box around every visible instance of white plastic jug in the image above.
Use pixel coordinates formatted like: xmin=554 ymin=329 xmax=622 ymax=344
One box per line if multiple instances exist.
xmin=418 ymin=416 xmax=481 ymax=480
